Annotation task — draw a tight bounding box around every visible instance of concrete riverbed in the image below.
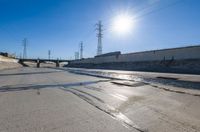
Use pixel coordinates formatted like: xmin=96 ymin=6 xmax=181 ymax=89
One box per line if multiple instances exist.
xmin=0 ymin=67 xmax=200 ymax=132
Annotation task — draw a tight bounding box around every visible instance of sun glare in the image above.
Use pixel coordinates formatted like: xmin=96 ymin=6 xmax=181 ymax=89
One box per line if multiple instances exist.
xmin=112 ymin=14 xmax=134 ymax=35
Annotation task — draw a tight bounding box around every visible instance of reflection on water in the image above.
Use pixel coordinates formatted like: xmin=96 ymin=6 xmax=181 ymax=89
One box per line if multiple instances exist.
xmin=68 ymin=69 xmax=200 ymax=90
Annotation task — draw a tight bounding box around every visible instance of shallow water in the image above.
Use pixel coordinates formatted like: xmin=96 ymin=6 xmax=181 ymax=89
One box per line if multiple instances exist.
xmin=67 ymin=69 xmax=200 ymax=90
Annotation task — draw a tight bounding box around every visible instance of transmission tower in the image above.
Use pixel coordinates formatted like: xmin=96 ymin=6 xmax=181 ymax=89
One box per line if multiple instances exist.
xmin=96 ymin=20 xmax=103 ymax=55
xmin=22 ymin=38 xmax=28 ymax=59
xmin=48 ymin=50 xmax=51 ymax=60
xmin=79 ymin=41 xmax=83 ymax=59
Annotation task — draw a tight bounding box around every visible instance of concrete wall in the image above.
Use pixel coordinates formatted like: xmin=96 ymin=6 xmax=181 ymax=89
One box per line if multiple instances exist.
xmin=67 ymin=45 xmax=200 ymax=74
xmin=70 ymin=45 xmax=200 ymax=64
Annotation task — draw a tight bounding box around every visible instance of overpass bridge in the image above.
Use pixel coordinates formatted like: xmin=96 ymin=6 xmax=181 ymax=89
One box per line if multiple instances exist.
xmin=18 ymin=58 xmax=70 ymax=68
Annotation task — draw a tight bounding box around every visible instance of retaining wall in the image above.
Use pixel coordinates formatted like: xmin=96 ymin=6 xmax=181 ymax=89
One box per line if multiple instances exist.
xmin=67 ymin=45 xmax=200 ymax=74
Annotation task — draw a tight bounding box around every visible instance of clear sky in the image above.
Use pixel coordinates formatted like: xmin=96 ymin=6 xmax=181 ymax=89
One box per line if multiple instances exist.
xmin=0 ymin=0 xmax=200 ymax=59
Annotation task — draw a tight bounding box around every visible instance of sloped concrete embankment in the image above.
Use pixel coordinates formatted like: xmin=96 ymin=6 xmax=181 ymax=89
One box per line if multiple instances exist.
xmin=66 ymin=59 xmax=200 ymax=75
xmin=0 ymin=55 xmax=22 ymax=70
xmin=66 ymin=45 xmax=200 ymax=74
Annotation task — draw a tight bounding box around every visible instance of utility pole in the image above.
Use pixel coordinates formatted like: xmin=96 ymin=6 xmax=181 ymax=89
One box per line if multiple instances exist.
xmin=22 ymin=38 xmax=27 ymax=59
xmin=96 ymin=20 xmax=103 ymax=55
xmin=48 ymin=50 xmax=51 ymax=60
xmin=79 ymin=41 xmax=83 ymax=59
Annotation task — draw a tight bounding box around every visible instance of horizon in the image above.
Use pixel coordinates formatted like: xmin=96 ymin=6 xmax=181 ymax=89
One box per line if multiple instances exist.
xmin=0 ymin=0 xmax=200 ymax=59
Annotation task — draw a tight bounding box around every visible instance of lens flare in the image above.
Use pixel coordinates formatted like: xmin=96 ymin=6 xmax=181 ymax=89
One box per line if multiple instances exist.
xmin=112 ymin=14 xmax=134 ymax=35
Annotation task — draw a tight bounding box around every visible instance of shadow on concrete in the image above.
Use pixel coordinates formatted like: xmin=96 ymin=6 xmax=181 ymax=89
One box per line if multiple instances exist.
xmin=0 ymin=71 xmax=62 ymax=76
xmin=0 ymin=80 xmax=107 ymax=92
xmin=18 ymin=61 xmax=29 ymax=67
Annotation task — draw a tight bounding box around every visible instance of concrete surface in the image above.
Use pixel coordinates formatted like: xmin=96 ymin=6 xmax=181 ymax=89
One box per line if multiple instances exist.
xmin=0 ymin=67 xmax=200 ymax=132
xmin=69 ymin=45 xmax=200 ymax=64
xmin=66 ymin=59 xmax=200 ymax=74
xmin=0 ymin=55 xmax=21 ymax=70
xmin=68 ymin=45 xmax=200 ymax=74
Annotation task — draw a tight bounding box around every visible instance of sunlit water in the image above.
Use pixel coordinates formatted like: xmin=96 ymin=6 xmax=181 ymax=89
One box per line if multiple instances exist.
xmin=67 ymin=68 xmax=200 ymax=90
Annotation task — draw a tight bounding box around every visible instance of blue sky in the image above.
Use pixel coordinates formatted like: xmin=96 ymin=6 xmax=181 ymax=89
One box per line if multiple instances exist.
xmin=0 ymin=0 xmax=200 ymax=59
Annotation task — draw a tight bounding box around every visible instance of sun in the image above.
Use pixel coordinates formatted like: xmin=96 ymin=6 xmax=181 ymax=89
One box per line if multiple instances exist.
xmin=112 ymin=14 xmax=134 ymax=35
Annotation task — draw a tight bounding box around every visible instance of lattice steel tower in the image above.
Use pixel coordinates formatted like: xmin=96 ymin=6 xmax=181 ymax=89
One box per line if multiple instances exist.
xmin=48 ymin=50 xmax=51 ymax=60
xmin=22 ymin=38 xmax=27 ymax=59
xmin=96 ymin=21 xmax=103 ymax=55
xmin=80 ymin=41 xmax=83 ymax=59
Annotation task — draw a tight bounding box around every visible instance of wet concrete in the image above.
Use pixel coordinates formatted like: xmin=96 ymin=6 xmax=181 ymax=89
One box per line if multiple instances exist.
xmin=0 ymin=67 xmax=200 ymax=132
xmin=64 ymin=68 xmax=200 ymax=90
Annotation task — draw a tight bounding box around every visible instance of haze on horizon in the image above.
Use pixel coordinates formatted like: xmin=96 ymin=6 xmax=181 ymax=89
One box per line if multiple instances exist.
xmin=0 ymin=0 xmax=200 ymax=59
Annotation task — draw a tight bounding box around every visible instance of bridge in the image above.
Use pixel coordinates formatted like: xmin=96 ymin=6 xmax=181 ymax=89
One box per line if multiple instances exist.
xmin=18 ymin=58 xmax=70 ymax=68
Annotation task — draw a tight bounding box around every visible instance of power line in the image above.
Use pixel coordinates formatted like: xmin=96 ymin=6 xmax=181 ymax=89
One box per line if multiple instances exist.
xmin=96 ymin=20 xmax=103 ymax=55
xmin=134 ymin=0 xmax=184 ymax=20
